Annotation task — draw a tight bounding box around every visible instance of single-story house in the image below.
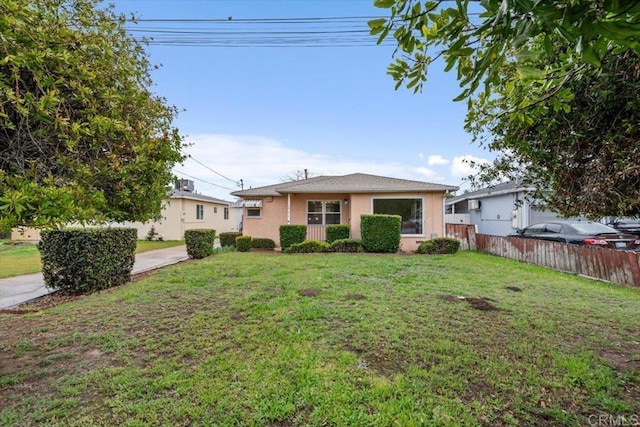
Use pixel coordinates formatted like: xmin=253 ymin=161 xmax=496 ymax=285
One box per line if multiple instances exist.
xmin=445 ymin=180 xmax=579 ymax=236
xmin=231 ymin=173 xmax=458 ymax=252
xmin=11 ymin=180 xmax=237 ymax=241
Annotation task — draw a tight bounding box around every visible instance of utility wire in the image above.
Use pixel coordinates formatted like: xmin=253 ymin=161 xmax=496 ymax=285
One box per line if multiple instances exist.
xmin=123 ymin=15 xmax=400 ymax=47
xmin=186 ymin=155 xmax=240 ymax=186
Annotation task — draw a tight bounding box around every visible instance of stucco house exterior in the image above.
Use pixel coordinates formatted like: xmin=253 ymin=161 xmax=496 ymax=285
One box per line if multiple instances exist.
xmin=231 ymin=173 xmax=457 ymax=252
xmin=445 ymin=180 xmax=575 ymax=236
xmin=116 ymin=180 xmax=237 ymax=240
xmin=11 ymin=180 xmax=236 ymax=241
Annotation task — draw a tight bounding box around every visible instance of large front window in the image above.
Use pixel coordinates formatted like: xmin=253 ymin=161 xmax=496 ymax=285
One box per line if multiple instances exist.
xmin=373 ymin=198 xmax=423 ymax=235
xmin=307 ymin=200 xmax=341 ymax=225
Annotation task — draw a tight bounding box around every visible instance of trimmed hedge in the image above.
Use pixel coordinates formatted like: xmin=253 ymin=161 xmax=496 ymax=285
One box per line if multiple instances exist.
xmin=38 ymin=228 xmax=137 ymax=295
xmin=236 ymin=236 xmax=252 ymax=252
xmin=416 ymin=237 xmax=461 ymax=254
xmin=360 ymin=214 xmax=401 ymax=253
xmin=330 ymin=238 xmax=363 ymax=253
xmin=251 ymin=238 xmax=276 ymax=250
xmin=219 ymin=231 xmax=241 ymax=248
xmin=184 ymin=229 xmax=216 ymax=259
xmin=285 ymin=240 xmax=330 ymax=253
xmin=279 ymin=224 xmax=307 ymax=250
xmin=326 ymin=224 xmax=350 ymax=244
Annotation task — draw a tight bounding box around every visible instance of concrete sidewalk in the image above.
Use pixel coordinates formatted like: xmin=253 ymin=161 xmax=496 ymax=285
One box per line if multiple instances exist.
xmin=0 ymin=245 xmax=188 ymax=309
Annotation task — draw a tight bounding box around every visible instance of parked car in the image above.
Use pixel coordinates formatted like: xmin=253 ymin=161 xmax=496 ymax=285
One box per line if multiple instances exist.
xmin=509 ymin=221 xmax=640 ymax=250
xmin=607 ymin=219 xmax=640 ymax=237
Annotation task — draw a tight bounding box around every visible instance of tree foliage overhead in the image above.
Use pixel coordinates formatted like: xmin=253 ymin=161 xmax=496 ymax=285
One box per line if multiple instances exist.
xmin=0 ymin=0 xmax=184 ymax=231
xmin=370 ymin=0 xmax=640 ymax=217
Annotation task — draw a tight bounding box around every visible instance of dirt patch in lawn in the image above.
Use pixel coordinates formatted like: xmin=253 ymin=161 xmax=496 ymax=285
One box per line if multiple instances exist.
xmin=505 ymin=286 xmax=522 ymax=292
xmin=298 ymin=288 xmax=321 ymax=297
xmin=344 ymin=293 xmax=366 ymax=301
xmin=437 ymin=294 xmax=502 ymax=311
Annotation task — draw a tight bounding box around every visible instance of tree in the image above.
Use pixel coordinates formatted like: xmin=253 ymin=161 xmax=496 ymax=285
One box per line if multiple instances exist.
xmin=0 ymin=0 xmax=184 ymax=232
xmin=370 ymin=0 xmax=640 ymax=217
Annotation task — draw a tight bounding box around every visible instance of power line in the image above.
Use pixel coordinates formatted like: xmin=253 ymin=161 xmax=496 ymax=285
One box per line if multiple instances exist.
xmin=122 ymin=15 xmax=400 ymax=48
xmin=186 ymin=155 xmax=240 ymax=185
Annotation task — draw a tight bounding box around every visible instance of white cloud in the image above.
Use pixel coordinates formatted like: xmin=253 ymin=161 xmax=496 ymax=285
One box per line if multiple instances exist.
xmin=427 ymin=155 xmax=449 ymax=166
xmin=174 ymin=134 xmax=454 ymax=200
xmin=414 ymin=167 xmax=438 ymax=179
xmin=450 ymin=155 xmax=490 ymax=178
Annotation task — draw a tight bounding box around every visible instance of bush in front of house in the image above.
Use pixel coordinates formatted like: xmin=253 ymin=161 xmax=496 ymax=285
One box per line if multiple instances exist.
xmin=279 ymin=224 xmax=307 ymax=250
xmin=360 ymin=214 xmax=401 ymax=253
xmin=251 ymin=238 xmax=276 ymax=250
xmin=184 ymin=229 xmax=216 ymax=259
xmin=39 ymin=228 xmax=137 ymax=295
xmin=330 ymin=238 xmax=363 ymax=253
xmin=326 ymin=224 xmax=350 ymax=244
xmin=219 ymin=231 xmax=241 ymax=248
xmin=236 ymin=236 xmax=252 ymax=252
xmin=416 ymin=237 xmax=461 ymax=255
xmin=285 ymin=240 xmax=330 ymax=254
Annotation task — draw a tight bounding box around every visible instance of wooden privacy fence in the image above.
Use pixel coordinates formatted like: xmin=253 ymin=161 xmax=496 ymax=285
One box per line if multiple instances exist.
xmin=445 ymin=223 xmax=640 ymax=287
xmin=445 ymin=223 xmax=477 ymax=250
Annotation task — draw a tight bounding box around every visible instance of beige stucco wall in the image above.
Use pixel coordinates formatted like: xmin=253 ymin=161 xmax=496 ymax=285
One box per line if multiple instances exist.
xmin=121 ymin=197 xmax=236 ymax=240
xmin=10 ymin=196 xmax=236 ymax=242
xmin=241 ymin=191 xmax=446 ymax=252
xmin=11 ymin=227 xmax=41 ymax=241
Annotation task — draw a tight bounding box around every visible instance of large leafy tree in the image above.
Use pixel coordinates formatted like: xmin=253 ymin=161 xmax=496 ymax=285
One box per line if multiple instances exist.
xmin=0 ymin=0 xmax=184 ymax=231
xmin=370 ymin=0 xmax=640 ymax=217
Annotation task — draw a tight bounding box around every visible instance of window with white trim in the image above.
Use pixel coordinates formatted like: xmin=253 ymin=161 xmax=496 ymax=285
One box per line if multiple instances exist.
xmin=372 ymin=198 xmax=423 ymax=235
xmin=307 ymin=200 xmax=341 ymax=225
xmin=246 ymin=208 xmax=261 ymax=218
xmin=196 ymin=204 xmax=204 ymax=220
xmin=224 ymin=207 xmax=229 ymax=220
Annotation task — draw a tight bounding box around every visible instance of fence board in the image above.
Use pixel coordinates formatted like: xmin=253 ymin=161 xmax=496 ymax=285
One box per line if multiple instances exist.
xmin=470 ymin=234 xmax=640 ymax=287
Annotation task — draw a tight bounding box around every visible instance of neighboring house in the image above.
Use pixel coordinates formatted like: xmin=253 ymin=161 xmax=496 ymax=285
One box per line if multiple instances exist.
xmin=231 ymin=173 xmax=457 ymax=252
xmin=445 ymin=180 xmax=575 ymax=236
xmin=11 ymin=180 xmax=236 ymax=241
xmin=117 ymin=180 xmax=236 ymax=240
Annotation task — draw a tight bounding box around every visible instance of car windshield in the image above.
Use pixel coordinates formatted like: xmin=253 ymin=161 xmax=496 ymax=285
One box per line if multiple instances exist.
xmin=569 ymin=222 xmax=618 ymax=234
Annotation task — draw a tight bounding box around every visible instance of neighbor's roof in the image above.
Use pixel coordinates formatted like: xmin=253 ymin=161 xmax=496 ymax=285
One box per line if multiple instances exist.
xmin=446 ymin=180 xmax=533 ymax=205
xmin=231 ymin=173 xmax=457 ymax=197
xmin=170 ymin=189 xmax=230 ymax=205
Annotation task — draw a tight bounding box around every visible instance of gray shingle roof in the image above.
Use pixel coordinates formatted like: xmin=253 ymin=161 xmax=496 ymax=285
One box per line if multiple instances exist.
xmin=445 ymin=180 xmax=531 ymax=205
xmin=231 ymin=173 xmax=457 ymax=197
xmin=171 ymin=189 xmax=230 ymax=205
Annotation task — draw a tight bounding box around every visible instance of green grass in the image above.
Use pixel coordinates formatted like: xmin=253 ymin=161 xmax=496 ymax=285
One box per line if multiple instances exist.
xmin=0 ymin=240 xmax=184 ymax=279
xmin=1 ymin=252 xmax=639 ymax=426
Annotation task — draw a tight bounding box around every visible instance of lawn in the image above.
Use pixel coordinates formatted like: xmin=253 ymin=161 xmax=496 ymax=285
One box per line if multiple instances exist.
xmin=0 ymin=240 xmax=184 ymax=279
xmin=0 ymin=252 xmax=639 ymax=426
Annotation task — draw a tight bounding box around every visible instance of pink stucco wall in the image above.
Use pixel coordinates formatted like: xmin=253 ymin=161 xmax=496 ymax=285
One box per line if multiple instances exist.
xmin=242 ymin=191 xmax=446 ymax=252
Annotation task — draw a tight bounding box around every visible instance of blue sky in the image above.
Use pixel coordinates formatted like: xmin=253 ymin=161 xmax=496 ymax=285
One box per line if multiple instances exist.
xmin=110 ymin=0 xmax=492 ymax=200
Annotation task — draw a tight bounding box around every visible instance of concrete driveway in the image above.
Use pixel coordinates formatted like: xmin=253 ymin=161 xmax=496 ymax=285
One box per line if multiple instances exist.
xmin=0 ymin=245 xmax=188 ymax=309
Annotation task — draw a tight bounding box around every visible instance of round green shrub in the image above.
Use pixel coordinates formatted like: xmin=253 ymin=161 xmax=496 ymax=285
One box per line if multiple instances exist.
xmin=236 ymin=236 xmax=252 ymax=252
xmin=285 ymin=240 xmax=330 ymax=254
xmin=250 ymin=238 xmax=276 ymax=250
xmin=326 ymin=224 xmax=350 ymax=244
xmin=330 ymin=238 xmax=363 ymax=253
xmin=279 ymin=225 xmax=307 ymax=250
xmin=416 ymin=237 xmax=461 ymax=254
xmin=184 ymin=229 xmax=216 ymax=259
xmin=361 ymin=214 xmax=401 ymax=253
xmin=219 ymin=231 xmax=242 ymax=248
xmin=39 ymin=228 xmax=137 ymax=295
